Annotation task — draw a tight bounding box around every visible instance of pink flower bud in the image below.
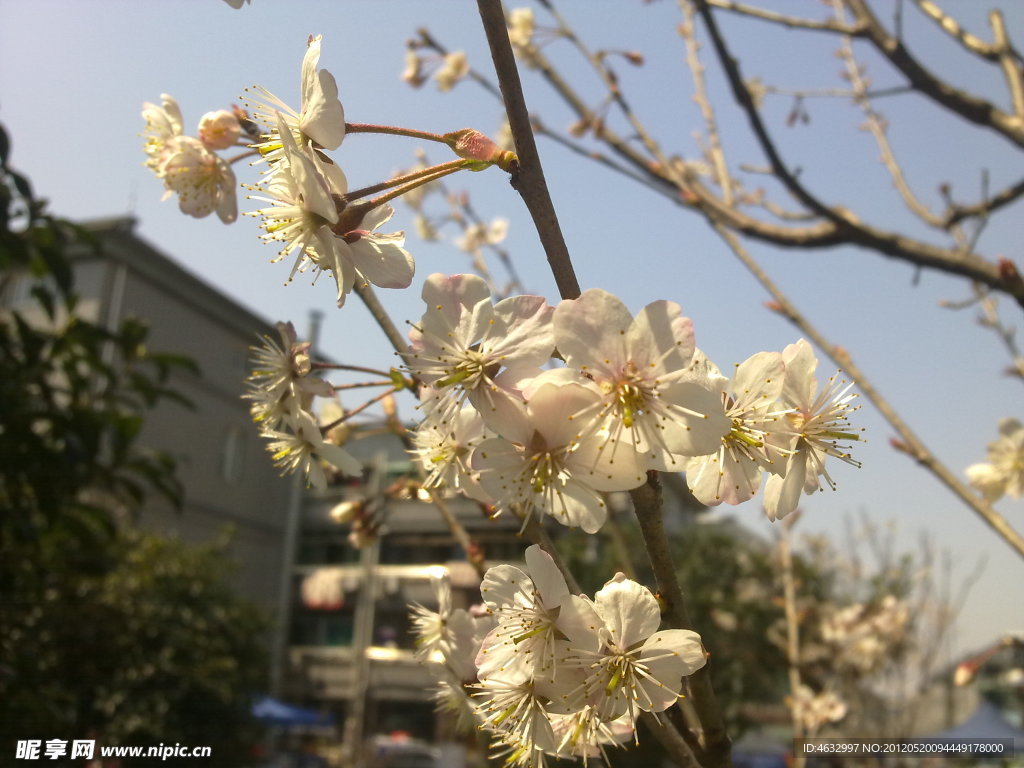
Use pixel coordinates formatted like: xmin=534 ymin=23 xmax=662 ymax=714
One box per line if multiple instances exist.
xmin=197 ymin=109 xmax=242 ymax=150
xmin=444 ymin=129 xmax=518 ymax=172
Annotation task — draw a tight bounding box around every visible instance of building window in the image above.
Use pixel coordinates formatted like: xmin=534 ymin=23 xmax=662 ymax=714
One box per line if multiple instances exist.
xmin=221 ymin=424 xmax=245 ymax=485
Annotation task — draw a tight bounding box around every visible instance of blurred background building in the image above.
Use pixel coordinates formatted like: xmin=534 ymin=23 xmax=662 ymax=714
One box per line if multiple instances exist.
xmin=2 ymin=216 xmax=296 ymax=613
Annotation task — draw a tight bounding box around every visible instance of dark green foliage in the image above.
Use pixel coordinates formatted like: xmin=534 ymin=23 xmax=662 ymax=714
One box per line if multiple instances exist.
xmin=2 ymin=530 xmax=268 ymax=767
xmin=0 ymin=124 xmax=267 ymax=766
xmin=0 ymin=125 xmax=195 ymax=543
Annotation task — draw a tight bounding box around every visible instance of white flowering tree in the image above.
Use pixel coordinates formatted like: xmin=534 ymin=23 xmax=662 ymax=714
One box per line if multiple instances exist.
xmin=138 ymin=2 xmax=1024 ymax=766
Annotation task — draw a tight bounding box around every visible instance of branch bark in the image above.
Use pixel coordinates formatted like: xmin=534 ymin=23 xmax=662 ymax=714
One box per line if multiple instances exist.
xmin=632 ymin=475 xmax=733 ymax=768
xmin=475 ymin=0 xmax=581 ymax=301
xmin=846 ymin=0 xmax=1024 ymax=149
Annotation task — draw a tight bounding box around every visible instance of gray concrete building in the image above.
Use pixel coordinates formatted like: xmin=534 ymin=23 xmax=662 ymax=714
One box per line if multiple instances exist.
xmin=71 ymin=216 xmax=294 ymax=612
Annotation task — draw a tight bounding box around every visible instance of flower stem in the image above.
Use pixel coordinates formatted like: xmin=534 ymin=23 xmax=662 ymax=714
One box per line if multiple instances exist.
xmin=360 ymin=162 xmax=471 ymax=212
xmin=319 ymin=387 xmax=398 ymax=433
xmin=345 ymin=122 xmax=451 ymax=144
xmin=330 ymin=381 xmax=394 ymax=392
xmin=342 ymin=159 xmax=468 ymax=204
xmin=311 ymin=362 xmax=393 ymax=378
xmin=225 ymin=149 xmax=261 ymax=164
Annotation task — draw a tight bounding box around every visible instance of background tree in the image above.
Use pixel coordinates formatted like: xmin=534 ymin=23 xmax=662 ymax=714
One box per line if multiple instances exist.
xmin=0 ymin=125 xmax=267 ymax=766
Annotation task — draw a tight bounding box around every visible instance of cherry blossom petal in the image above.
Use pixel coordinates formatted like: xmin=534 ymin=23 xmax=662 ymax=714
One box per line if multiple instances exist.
xmin=524 ymin=545 xmax=570 ymax=611
xmin=627 ymin=300 xmax=695 ymax=376
xmin=347 ymin=235 xmax=415 ymax=289
xmin=299 ymin=36 xmax=345 ymax=150
xmin=553 ymin=289 xmax=634 ymax=379
xmin=594 ymin=575 xmax=660 ymax=651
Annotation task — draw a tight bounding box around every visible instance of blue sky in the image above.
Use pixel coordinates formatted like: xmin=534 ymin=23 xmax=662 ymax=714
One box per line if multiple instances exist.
xmin=2 ymin=0 xmax=1022 ymax=657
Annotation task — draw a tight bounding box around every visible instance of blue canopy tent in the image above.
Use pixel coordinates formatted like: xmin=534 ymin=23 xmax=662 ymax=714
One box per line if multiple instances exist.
xmin=928 ymin=699 xmax=1024 ymax=751
xmin=251 ymin=696 xmax=336 ymax=729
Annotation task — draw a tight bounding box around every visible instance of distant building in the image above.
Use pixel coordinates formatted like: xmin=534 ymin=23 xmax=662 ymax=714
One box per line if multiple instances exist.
xmin=62 ymin=216 xmax=295 ymax=613
xmin=284 ymin=428 xmax=714 ymax=765
xmin=284 ymin=427 xmax=525 ymax=761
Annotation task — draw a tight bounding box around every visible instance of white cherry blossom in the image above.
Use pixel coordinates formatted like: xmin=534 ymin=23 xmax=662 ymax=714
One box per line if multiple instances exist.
xmin=160 ymin=135 xmax=238 ymax=223
xmin=244 ymin=320 xmax=332 ymax=429
xmin=966 ymin=417 xmax=1024 ymax=502
xmin=329 ymin=204 xmax=415 ymax=307
xmin=558 ymin=574 xmax=706 ymax=729
xmin=434 ymin=51 xmax=469 ymax=91
xmin=197 ymin=109 xmax=241 ymax=150
xmin=763 ymin=339 xmax=863 ymax=521
xmin=262 ymin=409 xmax=361 ymax=489
xmin=553 ymin=289 xmax=730 ymax=472
xmin=245 ymin=114 xmax=343 ymax=284
xmin=141 ymin=94 xmax=184 ymax=174
xmin=411 ymin=404 xmax=491 ymax=501
xmin=245 ymin=34 xmax=345 ymax=159
xmin=472 ymin=379 xmax=646 ymax=533
xmin=476 ymin=545 xmax=571 ymax=681
xmin=406 ymin=273 xmax=554 ymax=434
xmin=685 ymin=351 xmax=789 ymax=506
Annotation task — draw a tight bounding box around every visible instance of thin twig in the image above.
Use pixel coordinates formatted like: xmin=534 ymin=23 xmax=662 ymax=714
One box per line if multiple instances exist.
xmin=428 ymin=489 xmax=487 ymax=579
xmin=909 ymin=0 xmax=1021 ymax=63
xmin=679 ymin=0 xmax=733 ymax=205
xmin=989 ymin=10 xmax=1024 ymax=119
xmin=845 ymin=0 xmax=1024 ymax=149
xmin=705 ymin=0 xmax=866 ymax=35
xmin=353 ymin=282 xmax=414 ymax=367
xmin=691 ymin=0 xmax=1024 ymax=308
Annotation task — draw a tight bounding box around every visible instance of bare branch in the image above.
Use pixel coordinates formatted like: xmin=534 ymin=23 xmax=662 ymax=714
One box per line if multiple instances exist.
xmin=447 ymin=3 xmax=1024 ymax=306
xmin=910 ymin=0 xmax=1011 ymax=62
xmin=705 ymin=0 xmax=866 ymax=34
xmin=680 ymin=0 xmax=734 ymax=204
xmin=943 ymin=175 xmax=1024 ymax=227
xmin=476 ymin=0 xmax=581 ymax=301
xmin=631 ymin=475 xmax=732 ymax=768
xmin=990 ymin=10 xmax=1024 ymax=119
xmin=690 ymin=0 xmax=1024 ymax=308
xmin=833 ymin=0 xmax=951 ymax=233
xmin=354 ymin=282 xmax=413 ymax=363
xmin=845 ymin=0 xmax=1024 ymax=149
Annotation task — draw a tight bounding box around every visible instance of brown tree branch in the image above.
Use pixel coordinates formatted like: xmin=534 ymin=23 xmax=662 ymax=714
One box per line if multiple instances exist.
xmin=942 ymin=175 xmax=1024 ymax=227
xmin=990 ymin=10 xmax=1024 ymax=118
xmin=475 ymin=0 xmax=581 ymax=301
xmin=632 ymin=475 xmax=732 ymax=768
xmin=706 ymin=0 xmax=867 ymax=35
xmin=909 ymin=0 xmax=1019 ymax=63
xmin=845 ymin=0 xmax=1024 ymax=149
xmin=690 ymin=0 xmax=1024 ymax=308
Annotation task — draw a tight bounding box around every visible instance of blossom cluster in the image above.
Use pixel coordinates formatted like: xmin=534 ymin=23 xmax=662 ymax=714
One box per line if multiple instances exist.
xmin=411 ymin=546 xmax=707 ymax=766
xmin=143 ymin=36 xmax=416 ymax=310
xmin=141 ymin=35 xmax=860 ymax=517
xmin=966 ymin=418 xmax=1024 ymax=502
xmin=408 ymin=274 xmax=862 ymax=529
xmin=144 ymin=18 xmax=872 ymax=764
xmin=787 ymin=685 xmax=847 ymax=734
xmin=141 ymin=94 xmax=241 ymax=223
xmin=243 ymin=321 xmax=360 ymax=490
xmin=819 ymin=595 xmax=909 ymax=674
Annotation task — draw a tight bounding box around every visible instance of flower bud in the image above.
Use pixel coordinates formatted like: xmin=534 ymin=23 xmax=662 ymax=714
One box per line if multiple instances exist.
xmin=444 ymin=128 xmax=518 ymax=172
xmin=198 ymin=109 xmax=242 ymax=150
